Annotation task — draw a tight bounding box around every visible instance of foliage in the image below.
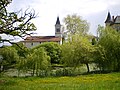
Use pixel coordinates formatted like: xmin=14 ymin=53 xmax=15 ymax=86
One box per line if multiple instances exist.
xmin=0 ymin=0 xmax=37 ymax=44
xmin=32 ymin=42 xmax=62 ymax=64
xmin=97 ymin=24 xmax=104 ymax=38
xmin=92 ymin=37 xmax=97 ymax=45
xmin=16 ymin=57 xmax=27 ymax=76
xmin=63 ymin=14 xmax=89 ymax=36
xmin=61 ymin=34 xmax=95 ymax=72
xmin=94 ymin=45 xmax=107 ymax=71
xmin=61 ymin=42 xmax=74 ymax=66
xmin=95 ymin=26 xmax=120 ymax=71
xmin=0 ymin=46 xmax=19 ymax=71
xmin=12 ymin=42 xmax=30 ymax=57
xmin=25 ymin=47 xmax=50 ymax=76
xmin=55 ymin=68 xmax=75 ymax=76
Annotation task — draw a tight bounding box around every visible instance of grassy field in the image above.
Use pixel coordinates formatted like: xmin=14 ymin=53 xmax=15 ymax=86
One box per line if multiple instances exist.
xmin=0 ymin=72 xmax=120 ymax=90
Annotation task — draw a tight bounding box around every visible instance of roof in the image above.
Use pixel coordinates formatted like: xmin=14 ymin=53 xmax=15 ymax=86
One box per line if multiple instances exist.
xmin=22 ymin=36 xmax=61 ymax=42
xmin=55 ymin=16 xmax=61 ymax=25
xmin=105 ymin=12 xmax=112 ymax=23
xmin=114 ymin=16 xmax=120 ymax=24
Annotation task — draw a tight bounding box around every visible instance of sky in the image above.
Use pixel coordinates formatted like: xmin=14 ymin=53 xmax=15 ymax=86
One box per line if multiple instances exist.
xmin=5 ymin=0 xmax=120 ymax=36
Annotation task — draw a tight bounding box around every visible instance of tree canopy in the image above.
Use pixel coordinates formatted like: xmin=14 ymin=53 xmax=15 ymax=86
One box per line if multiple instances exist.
xmin=61 ymin=34 xmax=95 ymax=72
xmin=95 ymin=26 xmax=120 ymax=71
xmin=12 ymin=42 xmax=30 ymax=57
xmin=32 ymin=42 xmax=61 ymax=64
xmin=0 ymin=0 xmax=37 ymax=44
xmin=25 ymin=47 xmax=50 ymax=76
xmin=0 ymin=46 xmax=19 ymax=71
xmin=63 ymin=14 xmax=89 ymax=36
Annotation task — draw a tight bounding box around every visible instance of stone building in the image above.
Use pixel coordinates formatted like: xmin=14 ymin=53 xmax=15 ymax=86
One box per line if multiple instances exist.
xmin=105 ymin=12 xmax=120 ymax=31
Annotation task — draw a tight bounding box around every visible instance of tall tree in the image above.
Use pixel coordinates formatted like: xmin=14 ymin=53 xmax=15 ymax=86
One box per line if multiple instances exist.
xmin=0 ymin=0 xmax=37 ymax=44
xmin=61 ymin=35 xmax=95 ymax=73
xmin=95 ymin=26 xmax=120 ymax=71
xmin=63 ymin=14 xmax=89 ymax=36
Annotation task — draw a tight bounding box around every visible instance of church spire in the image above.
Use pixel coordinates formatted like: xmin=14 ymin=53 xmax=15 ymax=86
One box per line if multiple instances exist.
xmin=105 ymin=12 xmax=112 ymax=23
xmin=55 ymin=16 xmax=61 ymax=25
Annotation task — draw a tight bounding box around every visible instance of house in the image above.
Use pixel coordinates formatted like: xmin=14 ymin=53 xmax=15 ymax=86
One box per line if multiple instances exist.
xmin=22 ymin=17 xmax=62 ymax=48
xmin=105 ymin=12 xmax=120 ymax=31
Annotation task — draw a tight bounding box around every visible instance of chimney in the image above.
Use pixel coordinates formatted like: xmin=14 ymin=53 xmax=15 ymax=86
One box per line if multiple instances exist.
xmin=112 ymin=16 xmax=114 ymax=22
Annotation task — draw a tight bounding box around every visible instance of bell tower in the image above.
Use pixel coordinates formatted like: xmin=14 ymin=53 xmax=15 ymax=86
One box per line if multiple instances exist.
xmin=55 ymin=16 xmax=61 ymax=37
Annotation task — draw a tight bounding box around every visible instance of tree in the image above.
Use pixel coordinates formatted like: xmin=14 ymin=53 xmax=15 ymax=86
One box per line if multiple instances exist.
xmin=12 ymin=42 xmax=30 ymax=57
xmin=63 ymin=14 xmax=89 ymax=36
xmin=10 ymin=42 xmax=31 ymax=76
xmin=0 ymin=46 xmax=19 ymax=71
xmin=75 ymin=36 xmax=95 ymax=73
xmin=32 ymin=42 xmax=62 ymax=64
xmin=61 ymin=41 xmax=75 ymax=67
xmin=97 ymin=24 xmax=104 ymax=38
xmin=94 ymin=45 xmax=107 ymax=71
xmin=61 ymin=34 xmax=95 ymax=73
xmin=26 ymin=47 xmax=50 ymax=76
xmin=0 ymin=0 xmax=37 ymax=44
xmin=95 ymin=26 xmax=120 ymax=71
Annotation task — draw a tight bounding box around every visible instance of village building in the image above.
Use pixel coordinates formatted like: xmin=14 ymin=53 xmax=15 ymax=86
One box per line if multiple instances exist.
xmin=105 ymin=12 xmax=120 ymax=31
xmin=22 ymin=17 xmax=63 ymax=48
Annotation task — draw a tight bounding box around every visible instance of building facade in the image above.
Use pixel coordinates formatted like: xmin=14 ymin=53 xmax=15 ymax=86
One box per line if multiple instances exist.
xmin=22 ymin=16 xmax=62 ymax=48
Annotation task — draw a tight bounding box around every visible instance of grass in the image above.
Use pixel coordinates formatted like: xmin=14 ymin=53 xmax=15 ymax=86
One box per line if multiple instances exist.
xmin=0 ymin=72 xmax=120 ymax=90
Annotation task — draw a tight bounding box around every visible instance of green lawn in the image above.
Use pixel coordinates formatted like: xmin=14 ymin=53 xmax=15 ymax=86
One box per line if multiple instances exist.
xmin=0 ymin=72 xmax=120 ymax=90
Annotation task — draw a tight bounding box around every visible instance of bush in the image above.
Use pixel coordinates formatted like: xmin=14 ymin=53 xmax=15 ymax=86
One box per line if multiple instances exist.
xmin=54 ymin=68 xmax=75 ymax=77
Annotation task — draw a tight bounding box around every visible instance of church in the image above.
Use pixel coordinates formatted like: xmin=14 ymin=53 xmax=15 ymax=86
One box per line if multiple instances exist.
xmin=105 ymin=12 xmax=120 ymax=31
xmin=22 ymin=17 xmax=63 ymax=48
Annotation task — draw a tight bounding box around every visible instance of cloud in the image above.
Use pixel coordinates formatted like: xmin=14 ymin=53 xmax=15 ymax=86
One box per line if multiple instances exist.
xmin=8 ymin=0 xmax=120 ymax=15
xmin=7 ymin=0 xmax=120 ymax=36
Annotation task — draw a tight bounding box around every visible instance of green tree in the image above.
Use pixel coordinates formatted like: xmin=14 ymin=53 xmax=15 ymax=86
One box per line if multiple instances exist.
xmin=61 ymin=34 xmax=95 ymax=73
xmin=26 ymin=47 xmax=50 ymax=76
xmin=0 ymin=46 xmax=19 ymax=71
xmin=0 ymin=0 xmax=37 ymax=44
xmin=94 ymin=45 xmax=107 ymax=71
xmin=75 ymin=36 xmax=95 ymax=73
xmin=32 ymin=42 xmax=62 ymax=64
xmin=97 ymin=24 xmax=104 ymax=38
xmin=12 ymin=43 xmax=30 ymax=76
xmin=61 ymin=41 xmax=75 ymax=67
xmin=96 ymin=26 xmax=120 ymax=71
xmin=63 ymin=14 xmax=89 ymax=36
xmin=16 ymin=56 xmax=27 ymax=77
xmin=12 ymin=42 xmax=30 ymax=57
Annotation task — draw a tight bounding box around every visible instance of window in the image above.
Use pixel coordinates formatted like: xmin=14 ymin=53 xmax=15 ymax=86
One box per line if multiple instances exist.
xmin=56 ymin=28 xmax=60 ymax=32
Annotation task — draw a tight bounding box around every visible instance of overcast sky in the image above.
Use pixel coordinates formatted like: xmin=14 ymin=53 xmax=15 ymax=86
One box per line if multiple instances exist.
xmin=7 ymin=0 xmax=120 ymax=36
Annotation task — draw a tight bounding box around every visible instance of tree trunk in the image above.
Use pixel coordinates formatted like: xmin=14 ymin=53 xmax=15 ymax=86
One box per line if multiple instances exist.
xmin=32 ymin=65 xmax=35 ymax=76
xmin=86 ymin=63 xmax=90 ymax=73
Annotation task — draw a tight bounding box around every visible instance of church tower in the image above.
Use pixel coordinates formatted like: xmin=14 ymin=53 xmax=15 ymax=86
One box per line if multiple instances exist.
xmin=55 ymin=16 xmax=61 ymax=37
xmin=105 ymin=12 xmax=112 ymax=26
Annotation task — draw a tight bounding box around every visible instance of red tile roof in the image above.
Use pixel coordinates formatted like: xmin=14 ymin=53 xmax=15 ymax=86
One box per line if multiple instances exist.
xmin=22 ymin=36 xmax=61 ymax=42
